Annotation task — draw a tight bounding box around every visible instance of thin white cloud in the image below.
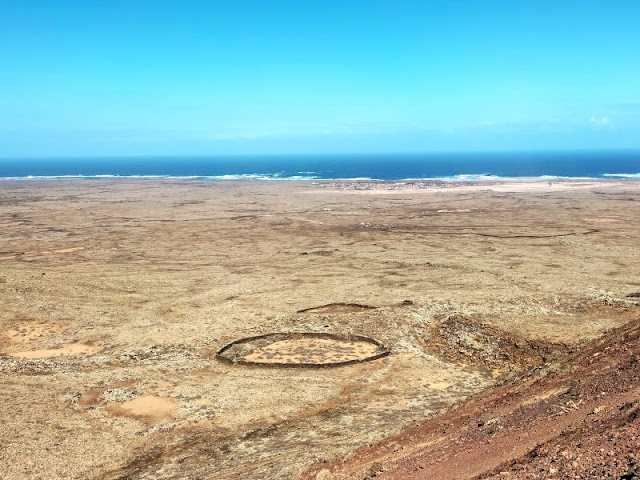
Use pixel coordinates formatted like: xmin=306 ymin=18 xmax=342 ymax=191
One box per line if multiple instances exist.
xmin=589 ymin=115 xmax=611 ymax=127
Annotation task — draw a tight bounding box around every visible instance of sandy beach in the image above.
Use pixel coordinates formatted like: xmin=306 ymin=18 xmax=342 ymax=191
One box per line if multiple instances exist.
xmin=1 ymin=178 xmax=639 ymax=479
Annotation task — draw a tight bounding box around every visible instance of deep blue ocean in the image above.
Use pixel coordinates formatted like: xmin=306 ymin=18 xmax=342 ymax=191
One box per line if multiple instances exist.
xmin=0 ymin=150 xmax=638 ymax=180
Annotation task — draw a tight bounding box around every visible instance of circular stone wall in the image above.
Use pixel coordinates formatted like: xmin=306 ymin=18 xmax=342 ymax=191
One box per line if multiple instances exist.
xmin=216 ymin=333 xmax=390 ymax=368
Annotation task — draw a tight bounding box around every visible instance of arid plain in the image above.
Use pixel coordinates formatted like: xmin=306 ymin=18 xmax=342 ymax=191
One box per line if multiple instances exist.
xmin=1 ymin=179 xmax=639 ymax=479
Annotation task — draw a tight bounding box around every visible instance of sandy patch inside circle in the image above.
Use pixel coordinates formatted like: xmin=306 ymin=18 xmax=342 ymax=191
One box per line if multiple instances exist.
xmin=218 ymin=333 xmax=389 ymax=367
xmin=245 ymin=337 xmax=380 ymax=364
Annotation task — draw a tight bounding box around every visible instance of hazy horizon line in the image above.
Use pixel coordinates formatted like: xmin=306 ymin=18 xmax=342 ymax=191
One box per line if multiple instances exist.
xmin=2 ymin=146 xmax=640 ymax=161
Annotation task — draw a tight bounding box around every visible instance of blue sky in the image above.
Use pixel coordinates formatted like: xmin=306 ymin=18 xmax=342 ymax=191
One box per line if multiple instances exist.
xmin=1 ymin=0 xmax=639 ymax=156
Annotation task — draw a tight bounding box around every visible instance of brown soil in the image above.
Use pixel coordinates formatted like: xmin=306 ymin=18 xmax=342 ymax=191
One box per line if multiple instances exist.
xmin=426 ymin=314 xmax=565 ymax=373
xmin=3 ymin=322 xmax=65 ymax=344
xmin=107 ymin=395 xmax=177 ymax=425
xmin=7 ymin=342 xmax=104 ymax=359
xmin=1 ymin=178 xmax=638 ymax=480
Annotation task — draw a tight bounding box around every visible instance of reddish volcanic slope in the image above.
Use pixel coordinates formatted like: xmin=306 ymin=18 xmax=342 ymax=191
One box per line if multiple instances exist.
xmin=305 ymin=319 xmax=640 ymax=480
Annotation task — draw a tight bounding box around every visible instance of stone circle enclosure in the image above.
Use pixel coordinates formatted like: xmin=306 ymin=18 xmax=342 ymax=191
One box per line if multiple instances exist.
xmin=216 ymin=332 xmax=390 ymax=368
